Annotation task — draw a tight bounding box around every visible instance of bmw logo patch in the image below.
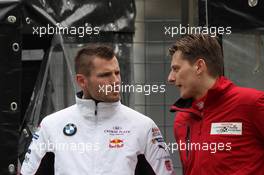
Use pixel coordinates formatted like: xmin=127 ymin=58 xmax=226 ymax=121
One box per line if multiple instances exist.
xmin=63 ymin=123 xmax=77 ymax=136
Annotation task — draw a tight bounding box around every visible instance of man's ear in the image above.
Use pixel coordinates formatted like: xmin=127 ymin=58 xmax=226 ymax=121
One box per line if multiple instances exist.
xmin=195 ymin=58 xmax=206 ymax=75
xmin=76 ymin=74 xmax=87 ymax=90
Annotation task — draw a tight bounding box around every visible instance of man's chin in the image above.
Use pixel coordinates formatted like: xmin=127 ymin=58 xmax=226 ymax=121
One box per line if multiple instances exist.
xmin=180 ymin=93 xmax=191 ymax=99
xmin=105 ymin=98 xmax=120 ymax=102
xmin=104 ymin=94 xmax=120 ymax=102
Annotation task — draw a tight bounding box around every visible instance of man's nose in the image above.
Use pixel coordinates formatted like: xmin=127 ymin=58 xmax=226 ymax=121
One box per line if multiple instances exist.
xmin=167 ymin=71 xmax=175 ymax=84
xmin=112 ymin=74 xmax=120 ymax=85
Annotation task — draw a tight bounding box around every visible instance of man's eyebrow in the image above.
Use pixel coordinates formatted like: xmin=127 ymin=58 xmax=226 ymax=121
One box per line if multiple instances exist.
xmin=97 ymin=71 xmax=112 ymax=76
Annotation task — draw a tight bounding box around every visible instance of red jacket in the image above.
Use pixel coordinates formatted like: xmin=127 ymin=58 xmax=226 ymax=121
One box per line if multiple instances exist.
xmin=170 ymin=76 xmax=264 ymax=175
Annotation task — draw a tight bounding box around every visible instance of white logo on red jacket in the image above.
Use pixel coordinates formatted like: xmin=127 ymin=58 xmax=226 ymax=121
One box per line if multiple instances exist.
xmin=211 ymin=122 xmax=242 ymax=135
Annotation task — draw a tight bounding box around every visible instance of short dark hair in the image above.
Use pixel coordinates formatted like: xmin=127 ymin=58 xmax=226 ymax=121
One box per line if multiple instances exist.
xmin=169 ymin=34 xmax=224 ymax=77
xmin=74 ymin=44 xmax=115 ymax=76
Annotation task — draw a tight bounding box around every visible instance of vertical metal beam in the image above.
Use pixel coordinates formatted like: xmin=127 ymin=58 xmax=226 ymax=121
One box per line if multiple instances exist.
xmin=181 ymin=0 xmax=189 ymax=26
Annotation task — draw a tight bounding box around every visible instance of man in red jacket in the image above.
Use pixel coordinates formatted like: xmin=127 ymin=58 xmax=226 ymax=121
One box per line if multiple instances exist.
xmin=167 ymin=34 xmax=264 ymax=175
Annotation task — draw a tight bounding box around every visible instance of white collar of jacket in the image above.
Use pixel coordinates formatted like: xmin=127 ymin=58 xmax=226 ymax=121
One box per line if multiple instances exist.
xmin=75 ymin=91 xmax=121 ymax=119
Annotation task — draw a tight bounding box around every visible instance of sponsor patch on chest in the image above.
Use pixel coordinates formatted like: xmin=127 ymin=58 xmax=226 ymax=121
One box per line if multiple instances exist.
xmin=104 ymin=126 xmax=131 ymax=136
xmin=210 ymin=122 xmax=242 ymax=135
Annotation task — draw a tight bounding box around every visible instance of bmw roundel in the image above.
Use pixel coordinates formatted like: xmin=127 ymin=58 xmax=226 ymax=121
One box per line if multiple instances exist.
xmin=63 ymin=123 xmax=77 ymax=136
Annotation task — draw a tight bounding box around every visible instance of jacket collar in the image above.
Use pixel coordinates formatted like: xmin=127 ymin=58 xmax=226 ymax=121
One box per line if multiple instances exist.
xmin=76 ymin=91 xmax=121 ymax=119
xmin=170 ymin=76 xmax=234 ymax=117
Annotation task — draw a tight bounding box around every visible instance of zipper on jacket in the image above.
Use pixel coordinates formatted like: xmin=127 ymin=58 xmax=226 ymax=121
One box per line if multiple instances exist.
xmin=95 ymin=103 xmax=98 ymax=115
xmin=94 ymin=102 xmax=98 ymax=125
xmin=186 ymin=125 xmax=191 ymax=160
xmin=93 ymin=102 xmax=98 ymax=174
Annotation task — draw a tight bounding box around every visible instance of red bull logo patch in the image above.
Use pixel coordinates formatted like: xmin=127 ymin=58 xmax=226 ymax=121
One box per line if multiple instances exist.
xmin=109 ymin=138 xmax=124 ymax=148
